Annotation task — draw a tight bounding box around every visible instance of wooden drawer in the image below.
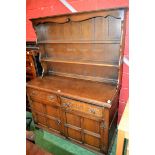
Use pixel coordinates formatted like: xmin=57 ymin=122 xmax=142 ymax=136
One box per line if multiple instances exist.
xmin=27 ymin=88 xmax=59 ymax=105
xmin=61 ymin=97 xmax=103 ymax=117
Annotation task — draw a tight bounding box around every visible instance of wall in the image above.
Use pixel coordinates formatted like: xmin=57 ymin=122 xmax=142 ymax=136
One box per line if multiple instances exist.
xmin=26 ymin=0 xmax=129 ymax=123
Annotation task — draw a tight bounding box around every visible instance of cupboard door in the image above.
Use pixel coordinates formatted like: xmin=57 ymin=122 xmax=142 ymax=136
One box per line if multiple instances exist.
xmin=30 ymin=99 xmax=62 ymax=133
xmin=62 ymin=110 xmax=105 ymax=151
xmin=83 ymin=118 xmax=101 ymax=149
xmin=84 ymin=118 xmax=107 ymax=152
xmin=32 ymin=101 xmax=44 ymax=113
xmin=30 ymin=101 xmax=47 ymax=127
xmin=46 ymin=105 xmax=62 ymax=133
xmin=63 ymin=112 xmax=82 ymax=143
xmin=36 ymin=115 xmax=47 ymax=126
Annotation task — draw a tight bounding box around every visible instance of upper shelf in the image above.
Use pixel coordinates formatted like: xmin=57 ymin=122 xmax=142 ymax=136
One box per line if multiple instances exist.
xmin=37 ymin=40 xmax=120 ymax=44
xmin=41 ymin=58 xmax=119 ymax=68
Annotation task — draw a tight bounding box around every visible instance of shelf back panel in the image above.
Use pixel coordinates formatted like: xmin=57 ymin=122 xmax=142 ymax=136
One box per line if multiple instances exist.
xmin=31 ymin=8 xmax=126 ymax=84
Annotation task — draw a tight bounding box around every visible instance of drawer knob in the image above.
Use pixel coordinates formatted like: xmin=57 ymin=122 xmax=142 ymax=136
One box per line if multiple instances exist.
xmin=89 ymin=108 xmax=96 ymax=114
xmin=48 ymin=95 xmax=55 ymax=100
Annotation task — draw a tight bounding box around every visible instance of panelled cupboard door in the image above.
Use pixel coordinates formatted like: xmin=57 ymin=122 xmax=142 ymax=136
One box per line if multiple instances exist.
xmin=83 ymin=118 xmax=106 ymax=151
xmin=30 ymin=101 xmax=47 ymax=127
xmin=83 ymin=118 xmax=101 ymax=148
xmin=62 ymin=110 xmax=105 ymax=151
xmin=30 ymin=100 xmax=62 ymax=134
xmin=46 ymin=105 xmax=62 ymax=133
xmin=63 ymin=112 xmax=82 ymax=142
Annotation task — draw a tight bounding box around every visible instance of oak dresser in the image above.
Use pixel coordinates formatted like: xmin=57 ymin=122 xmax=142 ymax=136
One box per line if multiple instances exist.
xmin=26 ymin=7 xmax=127 ymax=154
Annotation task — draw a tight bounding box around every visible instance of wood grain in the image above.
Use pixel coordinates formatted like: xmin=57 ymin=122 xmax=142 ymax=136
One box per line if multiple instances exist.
xmin=27 ymin=8 xmax=127 ymax=154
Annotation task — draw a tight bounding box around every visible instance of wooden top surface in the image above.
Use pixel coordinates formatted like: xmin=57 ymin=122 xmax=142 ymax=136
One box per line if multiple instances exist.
xmin=27 ymin=75 xmax=117 ymax=107
xmin=26 ymin=140 xmax=52 ymax=155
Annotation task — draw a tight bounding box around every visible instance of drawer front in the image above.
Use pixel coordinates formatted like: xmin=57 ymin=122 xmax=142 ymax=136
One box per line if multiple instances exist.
xmin=27 ymin=88 xmax=59 ymax=105
xmin=61 ymin=97 xmax=103 ymax=117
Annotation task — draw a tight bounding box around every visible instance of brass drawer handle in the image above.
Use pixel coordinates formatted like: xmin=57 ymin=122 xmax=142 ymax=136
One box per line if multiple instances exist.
xmin=31 ymin=91 xmax=37 ymax=96
xmin=100 ymin=122 xmax=106 ymax=129
xmin=89 ymin=108 xmax=96 ymax=114
xmin=63 ymin=103 xmax=71 ymax=108
xmin=56 ymin=120 xmax=61 ymax=125
xmin=48 ymin=95 xmax=55 ymax=100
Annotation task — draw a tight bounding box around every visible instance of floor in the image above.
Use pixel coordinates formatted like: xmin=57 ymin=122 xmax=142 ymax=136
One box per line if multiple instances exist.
xmin=26 ymin=140 xmax=52 ymax=155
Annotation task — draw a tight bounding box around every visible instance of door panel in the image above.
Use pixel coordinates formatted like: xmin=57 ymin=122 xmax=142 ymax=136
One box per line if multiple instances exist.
xmin=63 ymin=110 xmax=104 ymax=150
xmin=46 ymin=105 xmax=60 ymax=118
xmin=64 ymin=112 xmax=82 ymax=141
xmin=68 ymin=128 xmax=82 ymax=142
xmin=84 ymin=134 xmax=100 ymax=148
xmin=66 ymin=113 xmax=81 ymax=127
xmin=83 ymin=118 xmax=100 ymax=133
xmin=37 ymin=115 xmax=46 ymax=125
xmin=30 ymin=100 xmax=62 ymax=133
xmin=48 ymin=118 xmax=60 ymax=131
xmin=32 ymin=102 xmax=44 ymax=113
xmin=46 ymin=104 xmax=61 ymax=132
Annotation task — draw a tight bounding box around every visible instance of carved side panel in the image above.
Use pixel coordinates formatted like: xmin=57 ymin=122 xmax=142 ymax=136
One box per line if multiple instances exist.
xmin=38 ymin=44 xmax=46 ymax=59
xmin=35 ymin=24 xmax=47 ymax=41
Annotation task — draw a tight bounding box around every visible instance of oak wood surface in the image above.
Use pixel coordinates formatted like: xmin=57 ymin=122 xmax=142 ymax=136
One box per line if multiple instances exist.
xmin=27 ymin=75 xmax=117 ymax=107
xmin=27 ymin=8 xmax=127 ymax=154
